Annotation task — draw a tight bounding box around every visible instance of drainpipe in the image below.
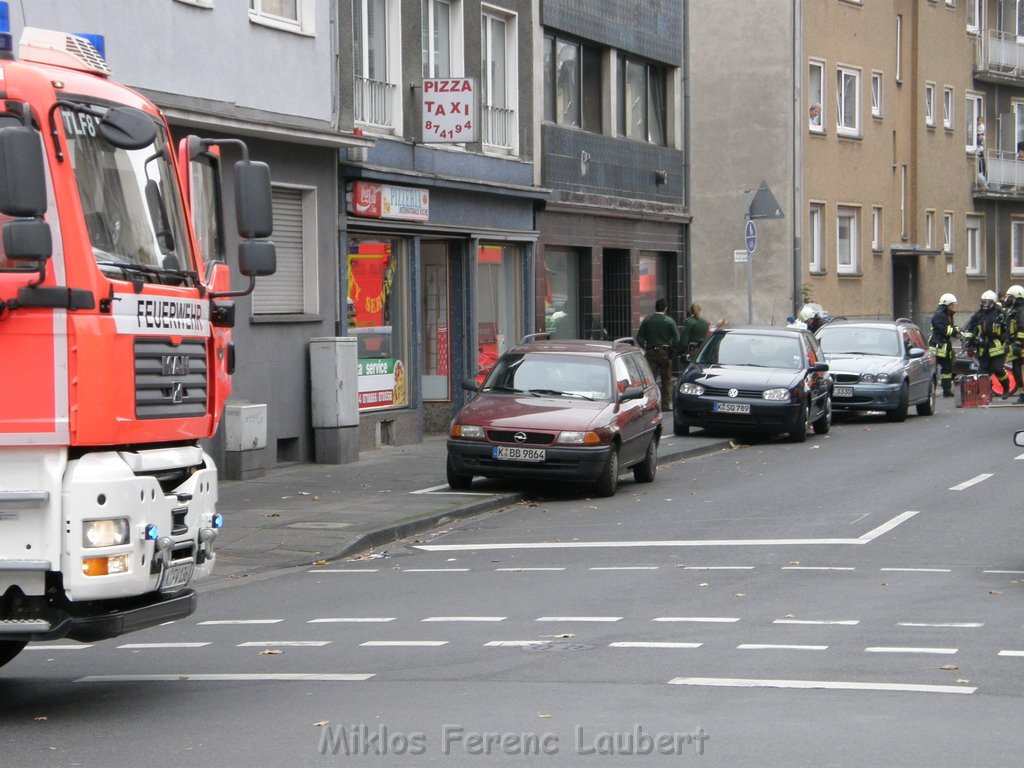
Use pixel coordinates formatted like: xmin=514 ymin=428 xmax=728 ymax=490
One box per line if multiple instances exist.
xmin=792 ymin=0 xmax=803 ymax=316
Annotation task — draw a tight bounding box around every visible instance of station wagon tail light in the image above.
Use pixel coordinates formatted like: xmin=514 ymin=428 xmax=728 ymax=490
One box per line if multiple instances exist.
xmin=450 ymin=424 xmax=485 ymax=439
xmin=556 ymin=431 xmax=603 ymax=445
xmin=762 ymin=388 xmax=790 ymax=401
xmin=679 ymin=382 xmax=704 ymax=396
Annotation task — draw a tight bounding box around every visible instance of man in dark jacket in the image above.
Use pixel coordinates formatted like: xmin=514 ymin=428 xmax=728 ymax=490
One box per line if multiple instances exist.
xmin=964 ymin=290 xmax=1011 ymax=399
xmin=929 ymin=293 xmax=960 ymax=398
xmin=637 ymin=298 xmax=680 ymax=411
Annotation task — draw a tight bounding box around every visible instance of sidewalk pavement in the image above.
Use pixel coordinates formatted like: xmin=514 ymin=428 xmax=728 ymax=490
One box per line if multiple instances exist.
xmin=205 ymin=431 xmax=732 ymax=589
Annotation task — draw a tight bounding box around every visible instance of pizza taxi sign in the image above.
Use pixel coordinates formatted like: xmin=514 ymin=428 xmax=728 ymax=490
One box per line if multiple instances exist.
xmin=422 ymin=78 xmax=477 ymax=143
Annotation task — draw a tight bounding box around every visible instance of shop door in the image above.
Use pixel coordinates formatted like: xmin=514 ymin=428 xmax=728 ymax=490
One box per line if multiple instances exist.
xmin=602 ymin=249 xmax=631 ymax=339
xmin=422 ymin=241 xmax=451 ymax=401
xmin=892 ymin=256 xmax=918 ymax=322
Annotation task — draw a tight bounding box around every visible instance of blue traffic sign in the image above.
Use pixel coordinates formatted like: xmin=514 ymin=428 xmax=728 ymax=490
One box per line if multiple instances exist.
xmin=745 ymin=220 xmax=757 ymax=253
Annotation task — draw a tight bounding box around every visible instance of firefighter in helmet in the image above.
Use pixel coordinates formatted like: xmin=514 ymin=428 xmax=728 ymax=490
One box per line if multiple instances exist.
xmin=963 ymin=289 xmax=1012 ymax=398
xmin=929 ymin=293 xmax=960 ymax=398
xmin=1004 ymin=284 xmax=1024 ymax=401
xmin=796 ymin=303 xmax=828 ymax=333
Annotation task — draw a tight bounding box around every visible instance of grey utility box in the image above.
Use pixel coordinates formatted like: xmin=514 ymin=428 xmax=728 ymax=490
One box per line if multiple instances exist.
xmin=309 ymin=337 xmax=359 ymax=464
xmin=222 ymin=401 xmax=268 ymax=480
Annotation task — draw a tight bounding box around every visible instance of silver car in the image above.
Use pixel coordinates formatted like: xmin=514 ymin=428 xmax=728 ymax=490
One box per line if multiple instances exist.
xmin=815 ymin=319 xmax=937 ymax=421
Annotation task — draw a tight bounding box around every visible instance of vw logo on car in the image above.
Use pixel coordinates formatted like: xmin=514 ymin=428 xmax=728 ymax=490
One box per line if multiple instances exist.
xmin=728 ymin=388 xmax=739 ymax=398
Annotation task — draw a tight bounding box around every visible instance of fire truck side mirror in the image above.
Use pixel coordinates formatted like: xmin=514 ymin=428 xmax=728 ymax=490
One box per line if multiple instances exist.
xmin=0 ymin=126 xmax=47 ymax=217
xmin=233 ymin=160 xmax=273 ymax=239
xmin=98 ymin=107 xmax=157 ymax=151
xmin=238 ymin=239 xmax=276 ymax=278
xmin=2 ymin=219 xmax=52 ymax=262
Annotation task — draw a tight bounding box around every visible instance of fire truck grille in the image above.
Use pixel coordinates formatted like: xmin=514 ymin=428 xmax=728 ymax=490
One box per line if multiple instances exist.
xmin=134 ymin=338 xmax=208 ymax=420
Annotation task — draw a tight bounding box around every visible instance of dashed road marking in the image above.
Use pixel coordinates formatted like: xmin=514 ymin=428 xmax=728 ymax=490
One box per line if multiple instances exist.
xmin=984 ymin=570 xmax=1024 ymax=574
xmin=198 ymin=620 xmax=283 ymax=625
xmin=898 ymin=622 xmax=982 ymax=628
xmin=360 ymin=640 xmax=449 ymax=647
xmin=537 ymin=616 xmax=622 ymax=622
xmin=495 ymin=567 xmax=566 ymax=572
xmin=773 ymin=619 xmax=859 ymax=626
xmin=309 ymin=569 xmax=379 ymax=573
xmin=880 ymin=568 xmax=951 ymax=573
xmin=653 ymin=617 xmax=740 ymax=623
xmin=118 ymin=642 xmax=211 ymax=649
xmin=308 ymin=617 xmax=395 ymax=623
xmin=949 ymin=474 xmax=993 ymax=491
xmin=865 ymin=646 xmax=957 ymax=655
xmin=485 ymin=640 xmax=549 ymax=647
xmin=589 ymin=566 xmax=659 ymax=571
xmin=737 ymin=644 xmax=828 ymax=651
xmin=402 ymin=568 xmax=470 ymax=573
xmin=422 ymin=616 xmax=506 ymax=622
xmin=668 ymin=677 xmax=976 ymax=695
xmin=610 ymin=642 xmax=703 ymax=649
xmin=998 ymin=650 xmax=1024 ymax=657
xmin=76 ymin=673 xmax=375 ymax=683
xmin=24 ymin=645 xmax=93 ymax=651
xmin=783 ymin=566 xmax=855 ymax=571
xmin=238 ymin=641 xmax=331 ymax=647
xmin=676 ymin=566 xmax=755 ymax=571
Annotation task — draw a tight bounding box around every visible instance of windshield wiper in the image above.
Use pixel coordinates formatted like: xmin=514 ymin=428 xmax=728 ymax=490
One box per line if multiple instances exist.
xmin=486 ymin=384 xmax=535 ymax=395
xmin=96 ymin=260 xmax=196 ymax=285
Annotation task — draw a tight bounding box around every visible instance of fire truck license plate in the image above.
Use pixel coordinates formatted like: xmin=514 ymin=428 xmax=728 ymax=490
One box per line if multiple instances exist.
xmin=158 ymin=562 xmax=195 ymax=593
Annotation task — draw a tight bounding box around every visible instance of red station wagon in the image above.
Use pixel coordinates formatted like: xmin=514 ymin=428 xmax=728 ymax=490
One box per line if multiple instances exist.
xmin=446 ymin=335 xmax=663 ymax=497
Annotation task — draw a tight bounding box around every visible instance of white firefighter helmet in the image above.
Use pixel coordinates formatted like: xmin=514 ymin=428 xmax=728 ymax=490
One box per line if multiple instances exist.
xmin=939 ymin=293 xmax=957 ymax=306
xmin=797 ymin=303 xmax=822 ymax=322
xmin=981 ymin=289 xmax=998 ymax=303
xmin=1007 ymin=285 xmax=1024 ymax=300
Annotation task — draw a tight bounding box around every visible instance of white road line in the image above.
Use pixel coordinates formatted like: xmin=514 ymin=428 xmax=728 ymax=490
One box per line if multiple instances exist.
xmin=536 ymin=616 xmax=622 ymax=622
xmin=402 ymin=568 xmax=470 ymax=573
xmin=308 ymin=569 xmax=379 ymax=573
xmin=668 ymin=677 xmax=976 ymax=695
xmin=485 ymin=640 xmax=550 ymax=647
xmin=360 ymin=640 xmax=449 ymax=647
xmin=495 ymin=567 xmax=566 ymax=572
xmin=308 ymin=617 xmax=396 ymax=623
xmin=414 ymin=511 xmax=920 ymax=551
xmin=198 ymin=619 xmax=283 ymax=625
xmin=410 ymin=484 xmax=498 ymax=496
xmin=24 ymin=645 xmax=93 ymax=651
xmin=238 ymin=641 xmax=331 ymax=647
xmin=589 ymin=566 xmax=659 ymax=571
xmin=880 ymin=568 xmax=951 ymax=573
xmin=949 ymin=474 xmax=993 ymax=491
xmin=422 ymin=616 xmax=506 ymax=622
xmin=675 ymin=566 xmax=755 ymax=571
xmin=998 ymin=650 xmax=1024 ymax=657
xmin=118 ymin=642 xmax=210 ymax=649
xmin=773 ymin=619 xmax=859 ymax=626
xmin=865 ymin=647 xmax=958 ymax=654
xmin=1015 ymin=454 xmax=1024 ymax=461
xmin=897 ymin=622 xmax=983 ymax=628
xmin=654 ymin=617 xmax=740 ymax=623
xmin=984 ymin=570 xmax=1024 ymax=574
xmin=737 ymin=644 xmax=828 ymax=651
xmin=76 ymin=673 xmax=375 ymax=683
xmin=782 ymin=566 xmax=856 ymax=571
xmin=610 ymin=642 xmax=703 ymax=649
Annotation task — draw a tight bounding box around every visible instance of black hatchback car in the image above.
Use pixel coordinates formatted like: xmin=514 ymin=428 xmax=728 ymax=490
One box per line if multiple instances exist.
xmin=673 ymin=326 xmax=832 ymax=442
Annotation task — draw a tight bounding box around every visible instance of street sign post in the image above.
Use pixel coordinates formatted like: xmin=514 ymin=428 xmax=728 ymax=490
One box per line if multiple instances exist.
xmin=745 ymin=220 xmax=757 ymax=254
xmin=742 ymin=181 xmax=785 ymax=324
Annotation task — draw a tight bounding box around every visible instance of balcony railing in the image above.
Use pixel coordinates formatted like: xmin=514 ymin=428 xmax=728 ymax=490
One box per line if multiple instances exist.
xmin=976 ymin=29 xmax=1024 ymax=79
xmin=354 ymin=76 xmax=396 ymax=130
xmin=976 ymin=149 xmax=1024 ymax=195
xmin=482 ymin=104 xmax=516 ymax=150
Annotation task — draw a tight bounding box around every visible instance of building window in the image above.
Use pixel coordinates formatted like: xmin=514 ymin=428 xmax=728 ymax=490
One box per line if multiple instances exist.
xmin=354 ymin=0 xmax=401 ymax=132
xmin=348 ymin=236 xmax=409 ymax=411
xmin=1014 ymin=101 xmax=1024 ymax=154
xmin=252 ymin=185 xmax=318 ymax=315
xmin=543 ymin=34 xmax=602 ymax=132
xmin=809 ymin=60 xmax=825 ymax=132
xmin=966 ymin=216 xmax=982 ymax=274
xmin=872 ymin=207 xmax=882 ymax=250
xmin=542 ymin=248 xmax=581 ymax=339
xmin=966 ymin=93 xmax=984 ymax=153
xmin=900 ymin=166 xmax=907 ymax=238
xmin=481 ymin=6 xmax=518 ymax=151
xmin=422 ymin=0 xmax=455 ymax=79
xmin=837 ymin=207 xmax=859 ymax=274
xmin=809 ymin=203 xmax=824 ymax=272
xmin=1018 ymin=0 xmax=1024 ymax=40
xmin=944 ymin=212 xmax=954 ymax=253
xmin=967 ymin=0 xmax=981 ymax=33
xmin=836 ymin=66 xmax=860 ymax=136
xmin=925 ymin=83 xmax=935 ymax=127
xmin=943 ymin=86 xmax=954 ymax=129
xmin=618 ymin=54 xmax=667 ymax=145
xmin=896 ymin=15 xmax=903 ymax=81
xmin=925 ymin=210 xmax=934 ymax=249
xmin=249 ymin=0 xmax=314 ymax=34
xmin=1013 ymin=220 xmax=1024 ymax=274
xmin=871 ymin=71 xmax=882 ymax=118
xmin=477 ymin=243 xmax=522 ymax=379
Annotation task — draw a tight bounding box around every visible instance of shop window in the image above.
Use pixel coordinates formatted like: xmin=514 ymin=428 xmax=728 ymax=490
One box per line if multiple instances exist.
xmin=422 ymin=242 xmax=451 ymax=400
xmin=541 ymin=248 xmax=580 ymax=339
xmin=476 ymin=243 xmax=522 ymax=381
xmin=348 ymin=236 xmax=409 ymax=410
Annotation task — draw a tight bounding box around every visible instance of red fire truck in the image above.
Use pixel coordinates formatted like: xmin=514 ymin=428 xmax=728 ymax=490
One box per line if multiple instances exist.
xmin=0 ymin=16 xmax=276 ymax=669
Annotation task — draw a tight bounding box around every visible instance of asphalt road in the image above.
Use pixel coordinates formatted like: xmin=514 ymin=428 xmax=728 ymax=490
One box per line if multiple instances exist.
xmin=4 ymin=400 xmax=1024 ymax=767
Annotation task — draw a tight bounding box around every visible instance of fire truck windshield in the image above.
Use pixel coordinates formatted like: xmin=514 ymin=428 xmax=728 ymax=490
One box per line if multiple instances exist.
xmin=61 ymin=104 xmax=194 ymax=284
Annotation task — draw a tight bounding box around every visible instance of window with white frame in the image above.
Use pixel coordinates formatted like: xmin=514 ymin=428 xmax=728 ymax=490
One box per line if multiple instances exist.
xmin=837 ymin=207 xmax=859 ymax=274
xmin=944 ymin=212 xmax=954 ymax=252
xmin=943 ymin=86 xmax=954 ymax=129
xmin=249 ymin=0 xmax=314 ymax=34
xmin=925 ymin=83 xmax=935 ymax=127
xmin=1013 ymin=219 xmax=1024 ymax=273
xmin=423 ymin=0 xmax=462 ymax=79
xmin=481 ymin=6 xmax=518 ymax=152
xmin=1018 ymin=0 xmax=1024 ymax=40
xmin=809 ymin=60 xmax=824 ymax=131
xmin=966 ymin=93 xmax=984 ymax=152
xmin=967 ymin=0 xmax=981 ymax=33
xmin=925 ymin=210 xmax=934 ymax=249
xmin=966 ymin=216 xmax=982 ymax=274
xmin=896 ymin=15 xmax=903 ymax=81
xmin=871 ymin=71 xmax=882 ymax=117
xmin=809 ymin=203 xmax=824 ymax=272
xmin=354 ymin=0 xmax=401 ymax=132
xmin=836 ymin=67 xmax=860 ymax=136
xmin=618 ymin=54 xmax=668 ymax=145
xmin=872 ymin=207 xmax=882 ymax=250
xmin=177 ymin=0 xmax=214 ymax=7
xmin=252 ymin=185 xmax=318 ymax=315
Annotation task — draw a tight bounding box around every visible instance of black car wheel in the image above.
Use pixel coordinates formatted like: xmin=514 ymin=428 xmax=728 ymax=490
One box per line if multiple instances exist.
xmin=446 ymin=455 xmax=473 ymax=490
xmin=812 ymin=396 xmax=832 ymax=434
xmin=633 ymin=437 xmax=658 ymax=484
xmin=788 ymin=400 xmax=809 ymax=443
xmin=594 ymin=446 xmax=619 ymax=497
xmin=888 ymin=382 xmax=909 ymax=422
xmin=0 ymin=640 xmax=26 ymax=669
xmin=673 ymin=414 xmax=691 ymax=436
xmin=916 ymin=378 xmax=936 ymax=416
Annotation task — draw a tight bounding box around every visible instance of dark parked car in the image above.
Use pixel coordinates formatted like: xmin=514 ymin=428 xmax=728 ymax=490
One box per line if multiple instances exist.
xmin=815 ymin=319 xmax=937 ymax=421
xmin=672 ymin=326 xmax=832 ymax=442
xmin=446 ymin=335 xmax=663 ymax=497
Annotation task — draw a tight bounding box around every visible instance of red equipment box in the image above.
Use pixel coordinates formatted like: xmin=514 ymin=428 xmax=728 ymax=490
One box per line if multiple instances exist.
xmin=955 ymin=375 xmax=991 ymax=408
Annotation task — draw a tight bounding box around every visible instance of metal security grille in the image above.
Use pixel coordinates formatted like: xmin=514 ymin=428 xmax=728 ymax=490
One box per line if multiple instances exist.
xmin=602 ymin=249 xmax=631 ymax=340
xmin=134 ymin=338 xmax=208 ymax=420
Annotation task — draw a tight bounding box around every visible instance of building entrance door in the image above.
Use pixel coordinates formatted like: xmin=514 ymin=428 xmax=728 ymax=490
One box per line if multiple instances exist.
xmin=892 ymin=256 xmax=918 ymax=322
xmin=602 ymin=249 xmax=631 ymax=339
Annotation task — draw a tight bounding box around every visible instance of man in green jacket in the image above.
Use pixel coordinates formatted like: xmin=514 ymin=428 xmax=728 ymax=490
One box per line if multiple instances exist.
xmin=636 ymin=298 xmax=680 ymax=410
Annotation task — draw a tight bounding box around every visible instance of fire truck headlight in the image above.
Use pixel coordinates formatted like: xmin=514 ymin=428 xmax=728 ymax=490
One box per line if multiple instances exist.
xmin=82 ymin=518 xmax=130 ymax=548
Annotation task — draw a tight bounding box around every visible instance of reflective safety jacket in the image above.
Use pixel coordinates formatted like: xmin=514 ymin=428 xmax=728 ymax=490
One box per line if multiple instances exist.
xmin=964 ymin=305 xmax=1008 ymax=359
xmin=1004 ymin=300 xmax=1024 ymax=360
xmin=929 ymin=305 xmax=958 ymax=359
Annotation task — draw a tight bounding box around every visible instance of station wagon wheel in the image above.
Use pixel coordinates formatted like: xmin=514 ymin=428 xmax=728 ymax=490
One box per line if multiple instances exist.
xmin=888 ymin=382 xmax=909 ymax=422
xmin=446 ymin=455 xmax=473 ymax=491
xmin=0 ymin=640 xmax=26 ymax=669
xmin=788 ymin=400 xmax=809 ymax=443
xmin=633 ymin=436 xmax=658 ymax=484
xmin=916 ymin=377 xmax=936 ymax=416
xmin=594 ymin=445 xmax=619 ymax=497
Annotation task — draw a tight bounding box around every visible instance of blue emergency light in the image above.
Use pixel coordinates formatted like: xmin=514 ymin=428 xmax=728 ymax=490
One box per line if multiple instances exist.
xmin=0 ymin=2 xmax=13 ymax=57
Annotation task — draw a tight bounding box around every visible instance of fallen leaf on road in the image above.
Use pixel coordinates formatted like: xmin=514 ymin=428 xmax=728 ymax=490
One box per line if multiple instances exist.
xmin=260 ymin=649 xmax=284 ymax=656
xmin=786 ymin=614 xmax=795 ymax=619
xmin=957 ymin=679 xmax=971 ymax=684
xmin=314 ymin=721 xmax=329 ymax=727
xmin=880 ymin=582 xmax=888 ymax=587
xmin=732 ymin=593 xmax=745 ymax=598
xmin=264 ymin=513 xmax=281 ymax=518
xmin=698 ymin=582 xmax=709 ymax=588
xmin=789 ymin=561 xmax=800 ymax=565
xmin=312 ymin=496 xmax=320 ymax=501
xmin=312 ymin=560 xmax=328 ymax=566
xmin=538 ymin=713 xmax=552 ymax=719
xmin=990 ymin=590 xmax=1002 ymax=595
xmin=940 ymin=664 xmax=959 ymax=671
xmin=298 ymin=491 xmax=311 ymax=496
xmin=34 ymin=716 xmax=47 ymax=721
